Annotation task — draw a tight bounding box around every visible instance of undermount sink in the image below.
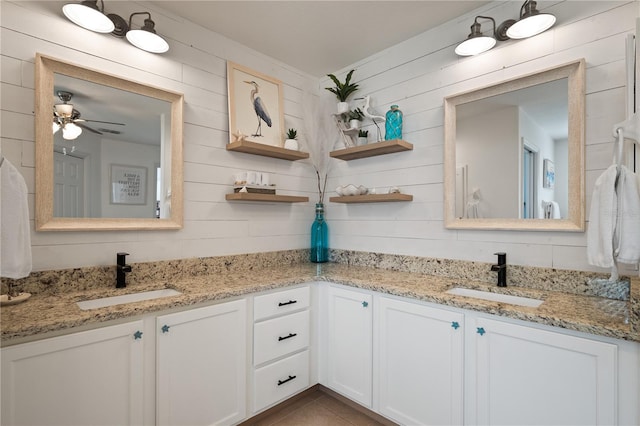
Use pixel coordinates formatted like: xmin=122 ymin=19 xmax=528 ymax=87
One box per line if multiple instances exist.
xmin=446 ymin=287 xmax=544 ymax=308
xmin=77 ymin=289 xmax=182 ymax=310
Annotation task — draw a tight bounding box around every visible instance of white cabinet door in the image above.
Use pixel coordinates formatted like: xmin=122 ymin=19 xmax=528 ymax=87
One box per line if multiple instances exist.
xmin=378 ymin=297 xmax=464 ymax=425
xmin=469 ymin=316 xmax=617 ymax=425
xmin=156 ymin=299 xmax=247 ymax=426
xmin=1 ymin=321 xmax=144 ymax=426
xmin=326 ymin=285 xmax=373 ymax=407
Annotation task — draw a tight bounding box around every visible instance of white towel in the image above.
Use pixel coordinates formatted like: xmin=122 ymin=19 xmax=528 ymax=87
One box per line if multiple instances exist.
xmin=587 ymin=165 xmax=618 ymax=269
xmin=1 ymin=158 xmax=32 ymax=279
xmin=614 ymin=166 xmax=640 ymax=264
xmin=550 ymin=201 xmax=561 ymax=219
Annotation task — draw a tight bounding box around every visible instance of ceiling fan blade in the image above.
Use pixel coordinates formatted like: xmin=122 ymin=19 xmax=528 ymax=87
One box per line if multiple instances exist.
xmin=81 ymin=118 xmax=126 ymax=126
xmin=76 ymin=122 xmax=103 ymax=135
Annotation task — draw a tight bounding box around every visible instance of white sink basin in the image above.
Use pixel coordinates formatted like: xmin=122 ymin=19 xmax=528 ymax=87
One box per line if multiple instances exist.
xmin=446 ymin=287 xmax=543 ymax=308
xmin=77 ymin=289 xmax=182 ymax=310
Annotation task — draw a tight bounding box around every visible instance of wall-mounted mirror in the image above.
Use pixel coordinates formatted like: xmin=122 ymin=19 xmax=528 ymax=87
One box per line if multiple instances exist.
xmin=444 ymin=59 xmax=585 ymax=231
xmin=35 ymin=54 xmax=184 ymax=231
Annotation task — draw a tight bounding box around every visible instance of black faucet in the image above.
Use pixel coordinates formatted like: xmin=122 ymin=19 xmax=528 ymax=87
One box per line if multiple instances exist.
xmin=491 ymin=252 xmax=507 ymax=287
xmin=116 ymin=252 xmax=132 ymax=288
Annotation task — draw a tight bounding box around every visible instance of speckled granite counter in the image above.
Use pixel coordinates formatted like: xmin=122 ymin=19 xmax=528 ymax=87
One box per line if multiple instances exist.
xmin=2 ymin=261 xmax=638 ymax=344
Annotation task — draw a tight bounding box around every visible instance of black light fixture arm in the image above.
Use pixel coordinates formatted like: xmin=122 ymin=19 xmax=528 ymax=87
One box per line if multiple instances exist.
xmin=471 ymin=15 xmax=513 ymax=42
xmin=129 ymin=12 xmax=158 ymax=34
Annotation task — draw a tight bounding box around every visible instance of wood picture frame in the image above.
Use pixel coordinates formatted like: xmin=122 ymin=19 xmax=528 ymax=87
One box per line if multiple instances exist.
xmin=227 ymin=61 xmax=285 ymax=147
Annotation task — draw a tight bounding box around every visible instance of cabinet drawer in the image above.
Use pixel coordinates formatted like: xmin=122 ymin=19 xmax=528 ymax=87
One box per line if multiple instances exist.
xmin=254 ymin=286 xmax=310 ymax=321
xmin=253 ymin=350 xmax=309 ymax=412
xmin=254 ymin=310 xmax=309 ymax=365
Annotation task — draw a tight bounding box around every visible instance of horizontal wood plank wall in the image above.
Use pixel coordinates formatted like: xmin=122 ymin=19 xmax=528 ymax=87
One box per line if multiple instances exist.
xmin=0 ymin=1 xmax=318 ymax=270
xmin=2 ymin=1 xmax=637 ymax=274
xmin=323 ymin=1 xmax=638 ymax=273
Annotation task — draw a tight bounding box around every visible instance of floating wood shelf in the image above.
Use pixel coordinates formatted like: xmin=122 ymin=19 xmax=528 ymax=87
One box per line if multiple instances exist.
xmin=226 ymin=140 xmax=309 ymax=161
xmin=330 ymin=139 xmax=413 ymax=161
xmin=226 ymin=193 xmax=309 ymax=203
xmin=330 ymin=194 xmax=413 ymax=203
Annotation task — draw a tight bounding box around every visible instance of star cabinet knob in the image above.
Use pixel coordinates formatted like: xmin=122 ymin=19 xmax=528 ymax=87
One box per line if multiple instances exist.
xmin=362 ymin=301 xmax=369 ymax=308
xmin=133 ymin=331 xmax=143 ymax=340
xmin=161 ymin=324 xmax=170 ymax=333
xmin=451 ymin=321 xmax=460 ymax=330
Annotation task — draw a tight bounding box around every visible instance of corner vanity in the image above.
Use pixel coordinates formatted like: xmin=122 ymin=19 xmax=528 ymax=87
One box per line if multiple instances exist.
xmin=1 ymin=258 xmax=639 ymax=426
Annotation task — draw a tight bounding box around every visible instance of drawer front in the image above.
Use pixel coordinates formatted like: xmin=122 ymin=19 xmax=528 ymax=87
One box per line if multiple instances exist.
xmin=254 ymin=286 xmax=310 ymax=321
xmin=254 ymin=310 xmax=309 ymax=365
xmin=253 ymin=350 xmax=310 ymax=413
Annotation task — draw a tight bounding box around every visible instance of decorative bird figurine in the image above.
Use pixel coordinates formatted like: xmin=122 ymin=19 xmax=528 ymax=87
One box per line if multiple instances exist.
xmin=244 ymin=80 xmax=272 ymax=137
xmin=356 ymin=95 xmax=385 ymax=142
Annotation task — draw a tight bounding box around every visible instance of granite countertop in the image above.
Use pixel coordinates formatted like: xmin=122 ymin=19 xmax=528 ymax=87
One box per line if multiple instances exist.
xmin=1 ymin=263 xmax=637 ymax=344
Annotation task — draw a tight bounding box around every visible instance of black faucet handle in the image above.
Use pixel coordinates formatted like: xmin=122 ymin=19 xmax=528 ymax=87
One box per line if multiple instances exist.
xmin=494 ymin=252 xmax=506 ymax=265
xmin=117 ymin=252 xmax=130 ymax=265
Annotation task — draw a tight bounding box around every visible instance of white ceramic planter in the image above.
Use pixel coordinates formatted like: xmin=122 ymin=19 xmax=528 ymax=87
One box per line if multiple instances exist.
xmin=350 ymin=119 xmax=360 ymax=130
xmin=284 ymin=139 xmax=299 ymax=150
xmin=337 ymin=102 xmax=349 ymax=114
xmin=357 ymin=137 xmax=368 ymax=146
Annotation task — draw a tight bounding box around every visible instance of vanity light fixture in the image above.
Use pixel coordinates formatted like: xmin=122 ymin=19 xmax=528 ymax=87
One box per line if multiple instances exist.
xmin=124 ymin=12 xmax=170 ymax=53
xmin=455 ymin=0 xmax=555 ymax=56
xmin=62 ymin=2 xmax=169 ymax=53
xmin=506 ymin=0 xmax=556 ymax=39
xmin=62 ymin=0 xmax=114 ymax=33
xmin=454 ymin=16 xmax=508 ymax=57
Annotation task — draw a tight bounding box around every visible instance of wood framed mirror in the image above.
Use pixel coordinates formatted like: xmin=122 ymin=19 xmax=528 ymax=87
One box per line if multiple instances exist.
xmin=35 ymin=53 xmax=184 ymax=231
xmin=444 ymin=59 xmax=585 ymax=231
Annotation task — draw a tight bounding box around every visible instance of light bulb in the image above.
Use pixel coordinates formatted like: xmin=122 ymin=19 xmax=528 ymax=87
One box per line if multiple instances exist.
xmin=126 ymin=30 xmax=169 ymax=53
xmin=62 ymin=122 xmax=83 ymax=140
xmin=62 ymin=2 xmax=115 ymax=33
xmin=455 ymin=36 xmax=496 ymax=56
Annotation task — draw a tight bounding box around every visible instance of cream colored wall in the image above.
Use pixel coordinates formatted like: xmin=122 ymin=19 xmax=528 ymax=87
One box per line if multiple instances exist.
xmin=2 ymin=1 xmax=638 ymax=275
xmin=325 ymin=1 xmax=638 ymax=274
xmin=0 ymin=1 xmax=318 ymax=271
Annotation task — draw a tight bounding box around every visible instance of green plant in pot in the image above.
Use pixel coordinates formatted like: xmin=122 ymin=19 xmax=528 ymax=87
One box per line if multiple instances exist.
xmin=325 ymin=69 xmax=359 ymax=114
xmin=357 ymin=129 xmax=369 ymax=146
xmin=346 ymin=108 xmax=364 ymax=130
xmin=284 ymin=128 xmax=299 ymax=150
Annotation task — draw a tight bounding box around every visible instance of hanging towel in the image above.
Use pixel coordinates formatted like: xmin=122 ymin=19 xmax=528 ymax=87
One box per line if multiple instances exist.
xmin=614 ymin=165 xmax=640 ymax=264
xmin=1 ymin=158 xmax=32 ymax=279
xmin=587 ymin=165 xmax=618 ymax=269
xmin=550 ymin=201 xmax=561 ymax=219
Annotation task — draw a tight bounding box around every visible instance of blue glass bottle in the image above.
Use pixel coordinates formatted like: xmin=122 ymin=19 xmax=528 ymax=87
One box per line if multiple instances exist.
xmin=385 ymin=105 xmax=403 ymax=140
xmin=310 ymin=203 xmax=328 ymax=263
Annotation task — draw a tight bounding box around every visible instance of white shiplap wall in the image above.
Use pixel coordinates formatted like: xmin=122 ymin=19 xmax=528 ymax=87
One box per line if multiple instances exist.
xmin=1 ymin=1 xmax=638 ymax=275
xmin=323 ymin=1 xmax=639 ymax=274
xmin=0 ymin=0 xmax=318 ymax=271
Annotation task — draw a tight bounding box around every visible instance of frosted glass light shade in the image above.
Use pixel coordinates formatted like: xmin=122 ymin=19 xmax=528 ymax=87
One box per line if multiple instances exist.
xmin=54 ymin=103 xmax=73 ymax=116
xmin=52 ymin=122 xmax=61 ymax=134
xmin=126 ymin=30 xmax=169 ymax=53
xmin=506 ymin=13 xmax=556 ymax=39
xmin=455 ymin=36 xmax=496 ymax=56
xmin=62 ymin=122 xmax=82 ymax=140
xmin=62 ymin=3 xmax=115 ymax=33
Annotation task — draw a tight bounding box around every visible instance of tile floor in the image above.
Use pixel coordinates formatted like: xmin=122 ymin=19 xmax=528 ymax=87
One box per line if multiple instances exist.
xmin=243 ymin=389 xmax=394 ymax=426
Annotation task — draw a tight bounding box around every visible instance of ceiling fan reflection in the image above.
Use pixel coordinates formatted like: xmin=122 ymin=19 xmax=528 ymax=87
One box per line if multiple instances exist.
xmin=53 ymin=90 xmax=125 ymax=137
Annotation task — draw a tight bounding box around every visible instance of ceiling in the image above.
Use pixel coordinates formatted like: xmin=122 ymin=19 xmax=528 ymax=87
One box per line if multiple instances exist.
xmin=149 ymin=1 xmax=489 ymax=77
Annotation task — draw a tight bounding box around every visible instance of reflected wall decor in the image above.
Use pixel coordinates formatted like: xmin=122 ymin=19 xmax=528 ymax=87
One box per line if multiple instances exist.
xmin=110 ymin=164 xmax=147 ymax=205
xmin=543 ymin=159 xmax=555 ymax=189
xmin=227 ymin=61 xmax=284 ymax=147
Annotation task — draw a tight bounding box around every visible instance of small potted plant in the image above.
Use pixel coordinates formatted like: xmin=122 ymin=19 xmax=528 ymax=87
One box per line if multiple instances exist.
xmin=347 ymin=108 xmax=364 ymax=130
xmin=357 ymin=129 xmax=369 ymax=146
xmin=325 ymin=69 xmax=359 ymax=114
xmin=284 ymin=128 xmax=298 ymax=150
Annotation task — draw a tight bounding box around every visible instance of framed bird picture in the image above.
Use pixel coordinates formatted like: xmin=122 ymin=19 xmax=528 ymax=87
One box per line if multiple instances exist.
xmin=227 ymin=61 xmax=285 ymax=147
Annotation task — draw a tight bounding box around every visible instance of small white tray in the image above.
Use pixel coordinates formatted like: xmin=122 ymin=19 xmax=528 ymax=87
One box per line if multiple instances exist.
xmin=0 ymin=292 xmax=31 ymax=306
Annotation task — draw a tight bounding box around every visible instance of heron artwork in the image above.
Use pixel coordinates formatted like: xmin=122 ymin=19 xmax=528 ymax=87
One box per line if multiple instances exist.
xmin=244 ymin=80 xmax=272 ymax=137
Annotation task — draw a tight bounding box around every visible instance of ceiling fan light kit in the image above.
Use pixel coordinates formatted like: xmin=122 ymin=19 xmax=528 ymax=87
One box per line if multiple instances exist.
xmin=62 ymin=1 xmax=169 ymax=53
xmin=455 ymin=0 xmax=555 ymax=56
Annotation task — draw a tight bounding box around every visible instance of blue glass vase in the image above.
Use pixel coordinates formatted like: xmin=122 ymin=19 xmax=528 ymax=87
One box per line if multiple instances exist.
xmin=310 ymin=203 xmax=328 ymax=263
xmin=385 ymin=105 xmax=403 ymax=140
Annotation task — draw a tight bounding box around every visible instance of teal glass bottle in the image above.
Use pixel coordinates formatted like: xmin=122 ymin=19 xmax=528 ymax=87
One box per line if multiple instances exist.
xmin=310 ymin=203 xmax=328 ymax=263
xmin=385 ymin=105 xmax=403 ymax=140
